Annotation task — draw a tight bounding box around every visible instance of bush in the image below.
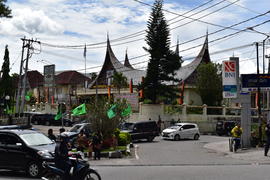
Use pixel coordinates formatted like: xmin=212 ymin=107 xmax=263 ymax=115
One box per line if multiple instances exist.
xmin=118 ymin=132 xmax=131 ymax=146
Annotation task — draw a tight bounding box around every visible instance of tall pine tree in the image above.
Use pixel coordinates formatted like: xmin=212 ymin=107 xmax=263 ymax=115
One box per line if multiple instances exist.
xmin=0 ymin=0 xmax=12 ymax=18
xmin=0 ymin=45 xmax=12 ymax=97
xmin=143 ymin=0 xmax=181 ymax=104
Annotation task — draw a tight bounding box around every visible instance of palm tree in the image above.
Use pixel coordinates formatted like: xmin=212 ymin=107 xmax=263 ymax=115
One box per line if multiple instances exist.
xmin=112 ymin=72 xmax=128 ymax=94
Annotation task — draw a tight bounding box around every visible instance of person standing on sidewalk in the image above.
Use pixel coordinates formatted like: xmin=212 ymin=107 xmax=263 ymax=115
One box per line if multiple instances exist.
xmin=264 ymin=124 xmax=270 ymax=156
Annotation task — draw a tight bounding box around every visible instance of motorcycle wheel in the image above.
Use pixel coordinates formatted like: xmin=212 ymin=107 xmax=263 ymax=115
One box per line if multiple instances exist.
xmin=43 ymin=172 xmax=62 ymax=180
xmin=84 ymin=169 xmax=101 ymax=180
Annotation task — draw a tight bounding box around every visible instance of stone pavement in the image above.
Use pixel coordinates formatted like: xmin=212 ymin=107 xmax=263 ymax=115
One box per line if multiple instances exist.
xmin=204 ymin=138 xmax=270 ymax=164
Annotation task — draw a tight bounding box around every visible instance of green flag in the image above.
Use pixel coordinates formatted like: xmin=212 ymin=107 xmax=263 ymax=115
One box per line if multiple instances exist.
xmin=107 ymin=104 xmax=117 ymax=119
xmin=72 ymin=103 xmax=87 ymax=116
xmin=25 ymin=91 xmax=32 ymax=101
xmin=54 ymin=109 xmax=62 ymax=120
xmin=121 ymin=104 xmax=132 ymax=117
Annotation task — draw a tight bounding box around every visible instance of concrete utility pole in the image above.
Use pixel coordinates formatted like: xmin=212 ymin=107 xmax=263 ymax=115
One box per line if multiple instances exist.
xmin=15 ymin=37 xmax=40 ymax=116
xmin=241 ymin=92 xmax=251 ymax=148
xmin=256 ymin=42 xmax=263 ymax=144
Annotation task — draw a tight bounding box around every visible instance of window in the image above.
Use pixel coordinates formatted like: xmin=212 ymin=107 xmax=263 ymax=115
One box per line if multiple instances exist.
xmin=0 ymin=134 xmax=21 ymax=146
xmin=182 ymin=125 xmax=195 ymax=130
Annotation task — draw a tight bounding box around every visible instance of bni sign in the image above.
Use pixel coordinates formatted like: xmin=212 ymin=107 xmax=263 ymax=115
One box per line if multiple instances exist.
xmin=222 ymin=60 xmax=237 ymax=98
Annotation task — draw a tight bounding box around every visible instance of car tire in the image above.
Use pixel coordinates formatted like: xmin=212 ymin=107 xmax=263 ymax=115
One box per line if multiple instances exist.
xmin=45 ymin=121 xmax=50 ymax=126
xmin=174 ymin=134 xmax=180 ymax=141
xmin=65 ymin=122 xmax=70 ymax=127
xmin=194 ymin=134 xmax=200 ymax=140
xmin=147 ymin=136 xmax=154 ymax=142
xmin=27 ymin=161 xmax=40 ymax=178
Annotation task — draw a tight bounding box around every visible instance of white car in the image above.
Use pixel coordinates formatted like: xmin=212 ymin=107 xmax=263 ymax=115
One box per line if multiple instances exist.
xmin=161 ymin=123 xmax=200 ymax=141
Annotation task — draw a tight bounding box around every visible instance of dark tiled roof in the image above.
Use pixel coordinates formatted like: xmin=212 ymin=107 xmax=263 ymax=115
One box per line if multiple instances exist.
xmin=25 ymin=71 xmax=44 ymax=88
xmin=56 ymin=71 xmax=90 ymax=85
xmin=175 ymin=34 xmax=211 ymax=84
xmin=89 ymin=37 xmax=146 ymax=88
xmin=124 ymin=50 xmax=134 ymax=69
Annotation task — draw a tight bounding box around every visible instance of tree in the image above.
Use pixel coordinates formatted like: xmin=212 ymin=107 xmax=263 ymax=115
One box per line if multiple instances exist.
xmin=0 ymin=45 xmax=12 ymax=98
xmin=142 ymin=0 xmax=181 ymax=104
xmin=112 ymin=72 xmax=128 ymax=94
xmin=0 ymin=0 xmax=12 ymax=18
xmin=196 ymin=62 xmax=223 ymax=106
xmin=87 ymin=97 xmax=129 ymax=139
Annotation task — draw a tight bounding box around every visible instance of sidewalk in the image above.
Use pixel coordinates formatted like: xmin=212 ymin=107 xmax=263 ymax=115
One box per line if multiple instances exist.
xmin=204 ymin=139 xmax=270 ymax=163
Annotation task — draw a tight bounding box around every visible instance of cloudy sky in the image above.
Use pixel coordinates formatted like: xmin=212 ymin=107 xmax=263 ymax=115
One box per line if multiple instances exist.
xmin=0 ymin=0 xmax=270 ymax=76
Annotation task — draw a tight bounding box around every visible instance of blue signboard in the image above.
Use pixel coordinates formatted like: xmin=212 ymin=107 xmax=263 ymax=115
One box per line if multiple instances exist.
xmin=241 ymin=74 xmax=270 ymax=88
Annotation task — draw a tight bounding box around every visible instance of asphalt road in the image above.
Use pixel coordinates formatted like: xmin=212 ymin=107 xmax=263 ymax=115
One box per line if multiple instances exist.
xmin=0 ymin=127 xmax=269 ymax=179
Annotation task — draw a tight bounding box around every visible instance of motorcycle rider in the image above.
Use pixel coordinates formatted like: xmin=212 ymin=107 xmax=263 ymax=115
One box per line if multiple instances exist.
xmin=54 ymin=133 xmax=72 ymax=179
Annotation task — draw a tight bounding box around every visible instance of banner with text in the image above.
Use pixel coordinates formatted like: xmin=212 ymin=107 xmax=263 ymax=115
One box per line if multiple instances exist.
xmin=222 ymin=60 xmax=237 ymax=98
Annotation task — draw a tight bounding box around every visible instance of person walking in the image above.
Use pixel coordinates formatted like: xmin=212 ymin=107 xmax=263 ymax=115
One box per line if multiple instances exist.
xmin=48 ymin=129 xmax=56 ymax=141
xmin=264 ymin=124 xmax=270 ymax=156
xmin=231 ymin=123 xmax=243 ymax=152
xmin=92 ymin=131 xmax=102 ymax=160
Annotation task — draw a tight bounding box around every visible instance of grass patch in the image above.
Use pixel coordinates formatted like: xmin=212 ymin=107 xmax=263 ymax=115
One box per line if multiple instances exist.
xmin=101 ymin=146 xmax=127 ymax=153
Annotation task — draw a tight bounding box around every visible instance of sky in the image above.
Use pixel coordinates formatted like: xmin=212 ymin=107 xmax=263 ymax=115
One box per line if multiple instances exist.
xmin=0 ymin=0 xmax=270 ymax=76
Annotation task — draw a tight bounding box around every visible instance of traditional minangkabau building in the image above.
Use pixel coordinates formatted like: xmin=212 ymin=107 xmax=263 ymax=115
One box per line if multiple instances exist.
xmin=78 ymin=37 xmax=146 ymax=100
xmin=175 ymin=33 xmax=211 ymax=105
xmin=77 ymin=34 xmax=211 ymax=106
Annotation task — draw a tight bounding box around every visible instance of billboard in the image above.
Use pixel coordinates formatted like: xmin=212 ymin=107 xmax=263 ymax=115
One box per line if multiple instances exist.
xmin=44 ymin=65 xmax=55 ymax=87
xmin=222 ymin=60 xmax=237 ymax=98
xmin=114 ymin=93 xmax=139 ymax=112
xmin=242 ymin=74 xmax=270 ymax=92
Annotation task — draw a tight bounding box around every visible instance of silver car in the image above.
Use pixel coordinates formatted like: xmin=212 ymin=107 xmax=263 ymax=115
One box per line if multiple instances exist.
xmin=161 ymin=123 xmax=200 ymax=141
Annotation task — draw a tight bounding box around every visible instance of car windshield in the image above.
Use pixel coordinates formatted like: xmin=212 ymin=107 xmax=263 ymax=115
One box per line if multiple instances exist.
xmin=69 ymin=124 xmax=82 ymax=132
xmin=19 ymin=133 xmax=53 ymax=146
xmin=169 ymin=126 xmax=181 ymax=129
xmin=121 ymin=123 xmax=134 ymax=130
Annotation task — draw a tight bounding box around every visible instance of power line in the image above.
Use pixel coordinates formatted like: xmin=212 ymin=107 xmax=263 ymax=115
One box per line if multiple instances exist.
xmin=37 ymin=20 xmax=269 ymax=73
xmin=40 ymin=0 xmax=245 ymax=49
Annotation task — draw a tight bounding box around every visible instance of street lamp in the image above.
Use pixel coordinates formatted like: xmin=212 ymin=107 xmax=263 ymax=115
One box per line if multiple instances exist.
xmin=247 ymin=27 xmax=270 ymax=73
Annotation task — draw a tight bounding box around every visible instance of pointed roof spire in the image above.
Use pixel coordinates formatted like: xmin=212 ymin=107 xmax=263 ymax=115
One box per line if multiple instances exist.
xmin=124 ymin=48 xmax=134 ymax=69
xmin=175 ymin=36 xmax=179 ymax=56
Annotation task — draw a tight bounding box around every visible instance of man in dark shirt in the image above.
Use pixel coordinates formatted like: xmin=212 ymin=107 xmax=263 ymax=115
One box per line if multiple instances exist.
xmin=54 ymin=133 xmax=71 ymax=179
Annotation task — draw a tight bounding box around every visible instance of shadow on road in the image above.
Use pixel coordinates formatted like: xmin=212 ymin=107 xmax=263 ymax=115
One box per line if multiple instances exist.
xmin=0 ymin=170 xmax=29 ymax=179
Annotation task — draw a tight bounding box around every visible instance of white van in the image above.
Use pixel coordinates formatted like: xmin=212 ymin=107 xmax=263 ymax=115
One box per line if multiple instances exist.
xmin=161 ymin=123 xmax=200 ymax=141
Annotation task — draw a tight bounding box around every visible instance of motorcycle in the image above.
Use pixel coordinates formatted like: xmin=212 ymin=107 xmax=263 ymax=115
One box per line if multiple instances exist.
xmin=41 ymin=152 xmax=101 ymax=180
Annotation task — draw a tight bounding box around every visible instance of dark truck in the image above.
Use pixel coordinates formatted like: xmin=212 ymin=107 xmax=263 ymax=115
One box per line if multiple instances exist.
xmin=31 ymin=113 xmax=73 ymax=127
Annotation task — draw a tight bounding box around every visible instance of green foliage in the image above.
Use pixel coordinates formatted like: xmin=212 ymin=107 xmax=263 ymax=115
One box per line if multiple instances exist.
xmin=112 ymin=72 xmax=128 ymax=94
xmin=143 ymin=99 xmax=153 ymax=104
xmin=0 ymin=0 xmax=12 ymax=18
xmin=142 ymin=0 xmax=181 ymax=104
xmin=196 ymin=62 xmax=222 ymax=106
xmin=117 ymin=132 xmax=131 ymax=146
xmin=0 ymin=45 xmax=12 ymax=98
xmin=87 ymin=97 xmax=129 ymax=139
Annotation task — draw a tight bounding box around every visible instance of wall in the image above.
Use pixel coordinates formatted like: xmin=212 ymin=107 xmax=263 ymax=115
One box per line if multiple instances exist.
xmin=126 ymin=103 xmax=247 ymax=134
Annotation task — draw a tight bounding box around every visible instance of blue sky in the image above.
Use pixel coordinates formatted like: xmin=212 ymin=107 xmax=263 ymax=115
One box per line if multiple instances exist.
xmin=0 ymin=0 xmax=270 ymax=75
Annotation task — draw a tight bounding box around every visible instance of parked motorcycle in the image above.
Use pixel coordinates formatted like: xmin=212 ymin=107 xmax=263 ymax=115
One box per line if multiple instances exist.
xmin=41 ymin=152 xmax=101 ymax=180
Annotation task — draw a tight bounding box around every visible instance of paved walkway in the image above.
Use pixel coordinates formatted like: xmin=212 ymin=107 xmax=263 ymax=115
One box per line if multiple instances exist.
xmin=204 ymin=139 xmax=270 ymax=164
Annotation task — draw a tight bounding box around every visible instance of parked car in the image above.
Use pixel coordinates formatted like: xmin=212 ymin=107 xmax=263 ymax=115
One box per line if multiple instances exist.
xmin=63 ymin=123 xmax=92 ymax=147
xmin=31 ymin=113 xmax=73 ymax=127
xmin=161 ymin=123 xmax=200 ymax=141
xmin=216 ymin=120 xmax=236 ymax=136
xmin=120 ymin=121 xmax=159 ymax=142
xmin=0 ymin=129 xmax=55 ymax=178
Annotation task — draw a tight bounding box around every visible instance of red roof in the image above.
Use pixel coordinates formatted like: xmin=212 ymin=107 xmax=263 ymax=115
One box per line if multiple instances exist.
xmin=56 ymin=71 xmax=90 ymax=85
xmin=26 ymin=71 xmax=44 ymax=88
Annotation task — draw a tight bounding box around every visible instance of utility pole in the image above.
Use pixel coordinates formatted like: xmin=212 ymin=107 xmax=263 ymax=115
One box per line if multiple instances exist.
xmin=15 ymin=37 xmax=40 ymax=116
xmin=256 ymin=42 xmax=262 ymax=144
